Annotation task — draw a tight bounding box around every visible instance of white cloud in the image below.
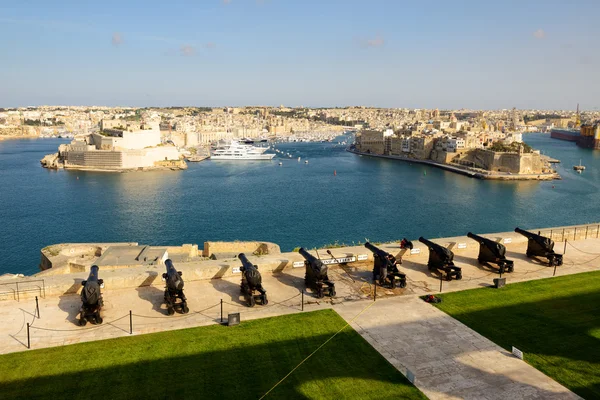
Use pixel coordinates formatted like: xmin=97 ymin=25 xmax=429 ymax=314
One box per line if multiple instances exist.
xmin=112 ymin=32 xmax=123 ymax=46
xmin=533 ymin=29 xmax=545 ymax=39
xmin=359 ymin=35 xmax=385 ymax=48
xmin=180 ymin=45 xmax=196 ymax=56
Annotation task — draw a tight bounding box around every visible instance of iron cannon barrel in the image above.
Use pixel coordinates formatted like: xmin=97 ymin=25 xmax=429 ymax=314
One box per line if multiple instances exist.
xmin=418 ymin=237 xmax=437 ymax=248
xmin=87 ymin=265 xmax=100 ymax=282
xmin=515 ymin=227 xmax=536 ymax=238
xmin=299 ymin=247 xmax=318 ymax=263
xmin=165 ymin=258 xmax=177 ymax=274
xmin=364 ymin=242 xmax=389 ymax=257
xmin=467 ymin=232 xmax=489 ymax=242
xmin=238 ymin=253 xmax=252 ymax=268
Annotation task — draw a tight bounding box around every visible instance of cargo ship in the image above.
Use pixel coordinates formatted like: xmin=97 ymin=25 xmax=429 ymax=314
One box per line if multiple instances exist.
xmin=550 ymin=128 xmax=580 ymax=142
xmin=550 ymin=123 xmax=600 ymax=150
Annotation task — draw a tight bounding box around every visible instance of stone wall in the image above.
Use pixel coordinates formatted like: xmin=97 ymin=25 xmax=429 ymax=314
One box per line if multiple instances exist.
xmin=465 ymin=149 xmax=545 ymax=174
xmin=203 ymin=241 xmax=281 ymax=257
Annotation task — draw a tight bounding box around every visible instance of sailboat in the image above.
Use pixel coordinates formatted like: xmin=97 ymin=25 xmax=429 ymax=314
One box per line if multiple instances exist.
xmin=573 ymin=159 xmax=585 ymax=173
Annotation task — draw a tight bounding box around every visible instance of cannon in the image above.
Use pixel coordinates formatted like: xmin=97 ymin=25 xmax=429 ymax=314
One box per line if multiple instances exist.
xmin=515 ymin=227 xmax=563 ymax=267
xmin=79 ymin=265 xmax=104 ymax=326
xmin=162 ymin=259 xmax=189 ymax=315
xmin=299 ymin=247 xmax=335 ymax=298
xmin=239 ymin=253 xmax=268 ymax=307
xmin=467 ymin=232 xmax=514 ymax=274
xmin=364 ymin=242 xmax=407 ymax=288
xmin=418 ymin=237 xmax=462 ymax=280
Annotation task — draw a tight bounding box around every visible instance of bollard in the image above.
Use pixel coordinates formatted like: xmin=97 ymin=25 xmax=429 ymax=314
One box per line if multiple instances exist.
xmin=439 ymin=274 xmax=443 ymax=293
xmin=574 ymin=228 xmax=577 ymax=240
xmin=586 ymin=226 xmax=589 ymax=239
xmin=27 ymin=323 xmax=30 ymax=349
xmin=129 ymin=310 xmax=132 ymax=335
xmin=220 ymin=299 xmax=223 ymax=323
xmin=553 ymin=263 xmax=558 ymax=277
xmin=564 ymin=239 xmax=567 ymax=255
xmin=35 ymin=296 xmax=40 ymax=319
xmin=499 ymin=269 xmax=503 ymax=280
xmin=301 ymin=290 xmax=304 ymax=311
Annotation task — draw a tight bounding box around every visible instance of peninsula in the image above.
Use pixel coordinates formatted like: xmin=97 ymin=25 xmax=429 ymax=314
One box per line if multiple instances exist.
xmin=351 ymin=127 xmax=559 ymax=180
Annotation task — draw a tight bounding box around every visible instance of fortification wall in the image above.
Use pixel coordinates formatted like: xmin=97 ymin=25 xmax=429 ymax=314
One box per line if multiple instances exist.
xmin=0 ymin=222 xmax=591 ymax=300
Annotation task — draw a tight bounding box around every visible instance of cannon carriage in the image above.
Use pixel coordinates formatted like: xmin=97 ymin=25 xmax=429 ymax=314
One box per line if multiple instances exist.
xmin=364 ymin=242 xmax=407 ymax=288
xmin=162 ymin=259 xmax=189 ymax=315
xmin=299 ymin=247 xmax=335 ymax=298
xmin=467 ymin=232 xmax=514 ymax=274
xmin=238 ymin=253 xmax=268 ymax=307
xmin=515 ymin=228 xmax=563 ymax=267
xmin=79 ymin=265 xmax=104 ymax=326
xmin=418 ymin=237 xmax=462 ymax=281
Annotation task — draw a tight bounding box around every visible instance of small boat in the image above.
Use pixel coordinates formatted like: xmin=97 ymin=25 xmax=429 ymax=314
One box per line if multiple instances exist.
xmin=305 ymin=160 xmax=308 ymax=164
xmin=573 ymin=159 xmax=585 ymax=172
xmin=298 ymin=157 xmax=301 ymax=162
xmin=278 ymin=162 xmax=282 ymax=166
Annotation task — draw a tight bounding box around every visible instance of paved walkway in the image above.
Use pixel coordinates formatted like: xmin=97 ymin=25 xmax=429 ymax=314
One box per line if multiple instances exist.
xmin=335 ymin=296 xmax=581 ymax=400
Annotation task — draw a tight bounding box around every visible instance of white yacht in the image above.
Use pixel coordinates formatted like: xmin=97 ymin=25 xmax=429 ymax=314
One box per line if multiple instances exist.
xmin=211 ymin=140 xmax=275 ymax=161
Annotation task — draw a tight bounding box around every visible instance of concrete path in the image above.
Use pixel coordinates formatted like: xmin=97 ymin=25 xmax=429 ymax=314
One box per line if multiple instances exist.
xmin=335 ymin=296 xmax=581 ymax=400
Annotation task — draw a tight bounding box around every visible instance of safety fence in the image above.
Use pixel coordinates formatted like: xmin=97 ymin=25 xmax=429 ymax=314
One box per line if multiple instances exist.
xmin=18 ymin=292 xmax=310 ymax=350
xmin=0 ymin=279 xmax=45 ymax=302
xmin=539 ymin=223 xmax=600 ymax=243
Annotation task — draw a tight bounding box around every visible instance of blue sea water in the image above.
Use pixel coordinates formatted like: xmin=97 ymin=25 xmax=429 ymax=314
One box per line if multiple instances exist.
xmin=1 ymin=133 xmax=599 ymax=276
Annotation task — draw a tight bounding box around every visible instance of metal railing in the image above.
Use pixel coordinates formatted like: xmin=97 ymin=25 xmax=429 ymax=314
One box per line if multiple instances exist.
xmin=537 ymin=223 xmax=600 ymax=243
xmin=0 ymin=279 xmax=45 ymax=302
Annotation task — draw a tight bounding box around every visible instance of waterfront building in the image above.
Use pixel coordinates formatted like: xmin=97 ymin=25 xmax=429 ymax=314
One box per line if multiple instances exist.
xmin=43 ymin=123 xmax=185 ymax=170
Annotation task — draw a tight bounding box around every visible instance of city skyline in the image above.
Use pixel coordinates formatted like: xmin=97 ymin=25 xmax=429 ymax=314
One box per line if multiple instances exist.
xmin=1 ymin=0 xmax=599 ymax=110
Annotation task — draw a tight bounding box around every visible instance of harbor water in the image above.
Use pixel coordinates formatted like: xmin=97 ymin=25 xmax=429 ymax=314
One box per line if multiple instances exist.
xmin=1 ymin=133 xmax=599 ymax=276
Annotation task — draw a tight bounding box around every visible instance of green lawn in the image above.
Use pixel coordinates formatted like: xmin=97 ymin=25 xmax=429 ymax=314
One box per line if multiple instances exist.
xmin=0 ymin=309 xmax=425 ymax=400
xmin=433 ymin=271 xmax=600 ymax=400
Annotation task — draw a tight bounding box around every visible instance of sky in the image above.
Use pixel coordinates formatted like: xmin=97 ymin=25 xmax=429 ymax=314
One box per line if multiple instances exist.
xmin=1 ymin=0 xmax=599 ymax=110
